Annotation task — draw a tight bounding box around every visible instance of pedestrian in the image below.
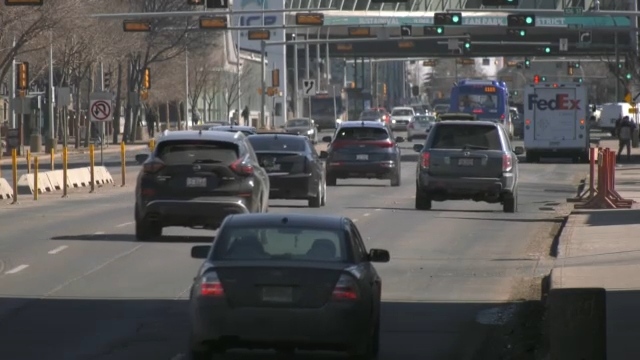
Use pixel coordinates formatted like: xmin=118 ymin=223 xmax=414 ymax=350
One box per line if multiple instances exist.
xmin=146 ymin=108 xmax=157 ymax=138
xmin=241 ymin=105 xmax=249 ymax=125
xmin=616 ymin=115 xmax=634 ymax=162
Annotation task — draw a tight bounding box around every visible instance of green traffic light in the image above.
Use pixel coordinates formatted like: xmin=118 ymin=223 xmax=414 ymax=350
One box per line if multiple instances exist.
xmin=464 ymin=42 xmax=470 ymax=49
xmin=452 ymin=15 xmax=460 ymax=23
xmin=541 ymin=76 xmax=547 ymax=81
xmin=578 ymin=78 xmax=583 ymax=83
xmin=626 ymin=73 xmax=632 ymax=80
xmin=436 ymin=26 xmax=443 ymax=34
xmin=544 ymin=47 xmax=551 ymax=53
xmin=519 ymin=30 xmax=526 ymax=36
xmin=619 ymin=64 xmax=624 ymax=69
xmin=525 ymin=60 xmax=530 ymax=65
xmin=574 ymin=62 xmax=580 ymax=68
xmin=525 ymin=16 xmax=533 ymax=24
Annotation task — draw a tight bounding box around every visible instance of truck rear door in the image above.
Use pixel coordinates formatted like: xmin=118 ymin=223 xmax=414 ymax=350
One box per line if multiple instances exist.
xmin=531 ymin=87 xmax=578 ymax=143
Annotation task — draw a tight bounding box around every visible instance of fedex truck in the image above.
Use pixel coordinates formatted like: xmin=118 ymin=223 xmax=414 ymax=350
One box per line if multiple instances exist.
xmin=523 ymin=83 xmax=589 ymax=163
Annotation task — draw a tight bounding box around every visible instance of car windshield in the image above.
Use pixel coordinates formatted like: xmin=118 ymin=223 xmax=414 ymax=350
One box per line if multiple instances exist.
xmin=213 ymin=226 xmax=347 ymax=262
xmin=155 ymin=140 xmax=238 ymax=164
xmin=392 ymin=109 xmax=413 ymax=116
xmin=286 ymin=119 xmax=310 ymax=127
xmin=413 ymin=116 xmax=435 ymax=124
xmin=247 ymin=136 xmax=307 ymax=152
xmin=431 ymin=125 xmax=502 ymax=150
xmin=335 ymin=127 xmax=389 ymax=141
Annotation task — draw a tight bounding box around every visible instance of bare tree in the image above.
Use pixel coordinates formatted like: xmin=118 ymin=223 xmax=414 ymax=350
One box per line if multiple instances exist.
xmin=204 ymin=70 xmax=224 ymax=122
xmin=188 ymin=45 xmax=223 ymax=124
xmin=422 ymin=59 xmax=486 ymax=100
xmin=221 ymin=63 xmax=253 ymax=121
xmin=601 ymin=51 xmax=637 ymax=101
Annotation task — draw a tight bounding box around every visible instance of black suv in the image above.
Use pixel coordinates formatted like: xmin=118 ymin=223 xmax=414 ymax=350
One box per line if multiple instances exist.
xmin=134 ymin=130 xmax=270 ymax=240
xmin=413 ymin=120 xmax=524 ymax=213
xmin=320 ymin=121 xmax=404 ymax=186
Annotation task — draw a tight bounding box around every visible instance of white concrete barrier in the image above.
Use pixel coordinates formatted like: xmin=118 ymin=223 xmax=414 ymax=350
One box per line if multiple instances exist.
xmin=0 ymin=178 xmax=13 ymax=199
xmin=68 ymin=167 xmax=91 ymax=188
xmin=93 ymin=166 xmax=114 ymax=185
xmin=45 ymin=170 xmax=64 ymax=191
xmin=17 ymin=172 xmax=54 ymax=194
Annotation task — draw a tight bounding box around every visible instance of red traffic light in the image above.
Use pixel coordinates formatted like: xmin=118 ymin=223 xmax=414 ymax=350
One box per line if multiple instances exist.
xmin=533 ymin=75 xmax=540 ymax=84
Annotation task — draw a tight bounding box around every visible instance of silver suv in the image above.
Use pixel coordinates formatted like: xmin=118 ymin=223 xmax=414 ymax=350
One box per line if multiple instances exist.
xmin=412 ymin=120 xmax=524 ymax=213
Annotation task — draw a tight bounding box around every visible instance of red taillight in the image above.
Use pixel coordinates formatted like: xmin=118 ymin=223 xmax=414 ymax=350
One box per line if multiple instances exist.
xmin=421 ymin=151 xmax=430 ymax=168
xmin=376 ymin=141 xmax=394 ymax=148
xmin=502 ymin=154 xmax=513 ymax=172
xmin=331 ymin=274 xmax=359 ymax=301
xmin=472 ymin=109 xmax=483 ymax=114
xmin=200 ymin=272 xmax=225 ymax=297
xmin=143 ymin=159 xmax=165 ymax=174
xmin=230 ymin=157 xmax=253 ymax=176
xmin=500 ymin=114 xmax=505 ymax=120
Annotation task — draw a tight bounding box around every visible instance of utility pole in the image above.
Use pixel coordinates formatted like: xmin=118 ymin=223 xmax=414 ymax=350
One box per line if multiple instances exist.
xmin=9 ymin=36 xmax=16 ymax=129
xmin=48 ymin=31 xmax=55 ymax=154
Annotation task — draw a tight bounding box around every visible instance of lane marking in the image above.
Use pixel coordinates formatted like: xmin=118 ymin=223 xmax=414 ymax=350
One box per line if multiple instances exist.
xmin=375 ymin=208 xmax=382 ymax=211
xmin=94 ymin=231 xmax=105 ymax=235
xmin=353 ymin=218 xmax=359 ymax=222
xmin=48 ymin=245 xmax=68 ymax=255
xmin=5 ymin=264 xmax=29 ymax=274
xmin=363 ymin=213 xmax=370 ymax=217
xmin=116 ymin=222 xmax=133 ymax=228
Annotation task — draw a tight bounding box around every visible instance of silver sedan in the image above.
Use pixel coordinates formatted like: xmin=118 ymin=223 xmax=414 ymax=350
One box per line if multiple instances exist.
xmin=407 ymin=115 xmax=436 ymax=142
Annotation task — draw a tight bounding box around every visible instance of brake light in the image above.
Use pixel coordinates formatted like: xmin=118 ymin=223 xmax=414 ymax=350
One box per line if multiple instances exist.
xmin=472 ymin=109 xmax=483 ymax=114
xmin=143 ymin=159 xmax=165 ymax=174
xmin=230 ymin=157 xmax=253 ymax=176
xmin=331 ymin=274 xmax=359 ymax=301
xmin=200 ymin=271 xmax=225 ymax=297
xmin=500 ymin=114 xmax=505 ymax=120
xmin=502 ymin=154 xmax=513 ymax=172
xmin=330 ymin=142 xmax=345 ymax=150
xmin=525 ymin=119 xmax=531 ymax=125
xmin=376 ymin=141 xmax=394 ymax=148
xmin=421 ymin=151 xmax=430 ymax=168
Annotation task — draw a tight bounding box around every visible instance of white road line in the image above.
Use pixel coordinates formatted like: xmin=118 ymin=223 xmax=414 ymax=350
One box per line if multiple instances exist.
xmin=48 ymin=245 xmax=68 ymax=255
xmin=94 ymin=231 xmax=105 ymax=235
xmin=375 ymin=208 xmax=382 ymax=211
xmin=363 ymin=213 xmax=371 ymax=217
xmin=116 ymin=222 xmax=133 ymax=228
xmin=352 ymin=219 xmax=359 ymax=222
xmin=5 ymin=264 xmax=29 ymax=274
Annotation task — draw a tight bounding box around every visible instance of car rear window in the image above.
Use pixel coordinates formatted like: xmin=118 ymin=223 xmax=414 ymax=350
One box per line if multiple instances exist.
xmin=155 ymin=140 xmax=238 ymax=165
xmin=287 ymin=119 xmax=310 ymax=127
xmin=213 ymin=226 xmax=347 ymax=262
xmin=392 ymin=109 xmax=413 ymax=116
xmin=414 ymin=116 xmax=435 ymax=124
xmin=431 ymin=124 xmax=503 ymax=150
xmin=335 ymin=127 xmax=389 ymax=141
xmin=247 ymin=136 xmax=306 ymax=152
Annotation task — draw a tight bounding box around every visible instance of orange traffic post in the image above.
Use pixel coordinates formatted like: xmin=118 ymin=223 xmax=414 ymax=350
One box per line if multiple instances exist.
xmin=62 ymin=147 xmax=68 ymax=198
xmin=89 ymin=144 xmax=95 ymax=193
xmin=120 ymin=141 xmax=126 ymax=187
xmin=11 ymin=149 xmax=18 ymax=204
xmin=50 ymin=148 xmax=55 ymax=171
xmin=33 ymin=156 xmax=39 ymax=201
xmin=567 ymin=147 xmax=599 ymax=203
xmin=26 ymin=149 xmax=31 ymax=174
xmin=149 ymin=138 xmax=155 ymax=151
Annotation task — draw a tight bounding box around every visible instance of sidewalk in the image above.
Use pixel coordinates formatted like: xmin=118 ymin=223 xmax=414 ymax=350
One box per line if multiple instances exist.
xmin=549 ymin=156 xmax=640 ymax=359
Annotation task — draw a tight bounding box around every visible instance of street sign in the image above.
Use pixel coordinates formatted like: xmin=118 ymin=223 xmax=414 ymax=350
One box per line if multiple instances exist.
xmin=564 ymin=7 xmax=583 ymax=16
xmin=579 ymin=30 xmax=592 ymax=44
xmin=302 ymin=79 xmax=317 ymax=96
xmin=11 ymin=97 xmax=31 ymax=114
xmin=55 ymin=87 xmax=71 ymax=107
xmin=89 ymin=91 xmax=113 ymax=122
xmin=567 ymin=24 xmax=584 ymax=29
xmin=559 ymin=38 xmax=568 ymax=52
xmin=400 ymin=25 xmax=412 ymax=36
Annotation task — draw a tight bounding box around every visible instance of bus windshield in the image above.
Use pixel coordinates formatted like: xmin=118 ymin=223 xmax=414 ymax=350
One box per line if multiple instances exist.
xmin=449 ymin=84 xmax=507 ymax=121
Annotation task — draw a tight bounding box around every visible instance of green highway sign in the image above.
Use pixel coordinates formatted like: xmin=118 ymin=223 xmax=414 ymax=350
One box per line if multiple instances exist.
xmin=564 ymin=7 xmax=583 ymax=16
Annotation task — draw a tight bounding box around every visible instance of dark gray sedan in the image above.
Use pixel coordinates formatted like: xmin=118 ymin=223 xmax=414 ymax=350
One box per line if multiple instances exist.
xmin=188 ymin=213 xmax=390 ymax=360
xmin=283 ymin=118 xmax=318 ymax=143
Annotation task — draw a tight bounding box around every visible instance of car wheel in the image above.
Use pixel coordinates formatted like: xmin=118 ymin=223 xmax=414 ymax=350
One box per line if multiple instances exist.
xmin=415 ymin=187 xmax=432 ymax=210
xmin=390 ymin=170 xmax=401 ymax=187
xmin=135 ymin=219 xmax=162 ymax=241
xmin=308 ymin=181 xmax=322 ymax=208
xmin=503 ymin=192 xmax=517 ymax=213
xmin=321 ymin=180 xmax=327 ymax=206
xmin=326 ymin=174 xmax=337 ymax=186
xmin=348 ymin=321 xmax=378 ymax=360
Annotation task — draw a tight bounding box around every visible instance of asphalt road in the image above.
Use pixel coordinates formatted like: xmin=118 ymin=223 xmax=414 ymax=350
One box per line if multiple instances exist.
xmin=0 ymin=131 xmax=585 ymax=360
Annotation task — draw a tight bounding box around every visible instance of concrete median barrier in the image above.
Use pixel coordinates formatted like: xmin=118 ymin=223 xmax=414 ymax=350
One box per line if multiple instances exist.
xmin=68 ymin=168 xmax=91 ymax=188
xmin=93 ymin=166 xmax=114 ymax=185
xmin=17 ymin=172 xmax=55 ymax=194
xmin=45 ymin=170 xmax=64 ymax=191
xmin=0 ymin=178 xmax=12 ymax=199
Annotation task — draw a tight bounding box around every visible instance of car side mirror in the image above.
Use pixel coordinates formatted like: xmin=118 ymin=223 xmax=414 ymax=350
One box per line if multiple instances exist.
xmin=322 ymin=136 xmax=332 ymax=143
xmin=135 ymin=153 xmax=150 ymax=164
xmin=394 ymin=136 xmax=405 ymax=143
xmin=319 ymin=151 xmax=329 ymax=159
xmin=368 ymin=248 xmax=390 ymax=263
xmin=191 ymin=245 xmax=211 ymax=259
xmin=514 ymin=146 xmax=525 ymax=155
xmin=413 ymin=144 xmax=424 ymax=152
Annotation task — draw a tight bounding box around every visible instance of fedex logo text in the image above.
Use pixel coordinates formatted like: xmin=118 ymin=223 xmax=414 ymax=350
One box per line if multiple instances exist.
xmin=528 ymin=93 xmax=581 ymax=111
xmin=239 ymin=15 xmax=277 ymax=26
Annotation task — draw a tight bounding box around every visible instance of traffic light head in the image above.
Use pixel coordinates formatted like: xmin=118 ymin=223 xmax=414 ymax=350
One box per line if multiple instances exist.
xmin=574 ymin=62 xmax=580 ymax=68
xmin=506 ymin=28 xmax=526 ymax=38
xmin=423 ymin=26 xmax=444 ymax=35
xmin=463 ymin=40 xmax=471 ymax=51
xmin=17 ymin=62 xmax=29 ymax=90
xmin=524 ymin=58 xmax=531 ymax=68
xmin=533 ymin=74 xmax=540 ymax=84
xmin=543 ymin=47 xmax=551 ymax=54
xmin=507 ymin=14 xmax=535 ymax=27
xmin=626 ymin=73 xmax=633 ymax=80
xmin=143 ymin=68 xmax=151 ymax=89
xmin=434 ymin=12 xmax=462 ymax=26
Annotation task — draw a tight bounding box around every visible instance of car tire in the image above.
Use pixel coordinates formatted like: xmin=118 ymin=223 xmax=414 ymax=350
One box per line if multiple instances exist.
xmin=525 ymin=152 xmax=537 ymax=163
xmin=308 ymin=181 xmax=322 ymax=208
xmin=327 ymin=174 xmax=337 ymax=186
xmin=415 ymin=187 xmax=432 ymax=210
xmin=503 ymin=192 xmax=517 ymax=213
xmin=135 ymin=218 xmax=162 ymax=241
xmin=390 ymin=170 xmax=401 ymax=187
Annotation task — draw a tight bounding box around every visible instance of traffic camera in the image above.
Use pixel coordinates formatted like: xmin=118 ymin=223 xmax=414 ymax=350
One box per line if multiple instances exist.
xmin=434 ymin=12 xmax=462 ymax=26
xmin=507 ymin=14 xmax=535 ymax=27
xmin=17 ymin=62 xmax=29 ymax=90
xmin=142 ymin=68 xmax=151 ymax=89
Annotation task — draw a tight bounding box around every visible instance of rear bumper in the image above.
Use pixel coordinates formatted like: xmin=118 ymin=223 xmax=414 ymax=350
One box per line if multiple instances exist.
xmin=391 ymin=121 xmax=409 ymax=130
xmin=140 ymin=197 xmax=250 ymax=227
xmin=268 ymin=173 xmax=314 ymax=199
xmin=408 ymin=130 xmax=428 ymax=139
xmin=418 ymin=173 xmax=515 ymax=200
xmin=526 ymin=147 xmax=588 ymax=157
xmin=191 ymin=300 xmax=369 ymax=349
xmin=327 ymin=161 xmax=397 ymax=178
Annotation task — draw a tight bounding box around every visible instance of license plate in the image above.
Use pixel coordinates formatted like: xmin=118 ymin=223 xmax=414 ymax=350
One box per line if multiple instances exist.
xmin=266 ymin=164 xmax=281 ymax=172
xmin=261 ymin=286 xmax=293 ymax=302
xmin=356 ymin=154 xmax=369 ymax=160
xmin=186 ymin=177 xmax=207 ymax=187
xmin=458 ymin=158 xmax=474 ymax=166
